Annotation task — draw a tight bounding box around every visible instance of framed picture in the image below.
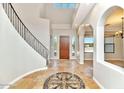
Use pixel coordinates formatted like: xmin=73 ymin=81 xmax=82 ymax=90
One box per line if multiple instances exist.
xmin=104 ymin=43 xmax=115 ymax=53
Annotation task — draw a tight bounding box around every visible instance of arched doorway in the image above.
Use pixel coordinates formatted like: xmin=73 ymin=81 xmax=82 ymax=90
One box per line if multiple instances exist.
xmin=104 ymin=7 xmax=124 ymax=67
xmin=96 ymin=5 xmax=124 ymax=64
xmin=78 ymin=24 xmax=94 ymax=64
xmin=83 ymin=24 xmax=94 ymax=62
xmin=94 ymin=4 xmax=124 ymax=89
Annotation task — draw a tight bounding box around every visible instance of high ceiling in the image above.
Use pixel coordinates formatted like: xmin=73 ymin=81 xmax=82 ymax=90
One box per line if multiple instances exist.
xmin=12 ymin=3 xmax=124 ymax=37
xmin=45 ymin=3 xmax=76 ymax=24
xmin=12 ymin=3 xmax=97 ymax=34
xmin=12 ymin=3 xmax=77 ymax=24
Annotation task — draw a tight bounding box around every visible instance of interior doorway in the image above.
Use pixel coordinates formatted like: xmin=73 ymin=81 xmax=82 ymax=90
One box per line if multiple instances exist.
xmin=60 ymin=36 xmax=69 ymax=59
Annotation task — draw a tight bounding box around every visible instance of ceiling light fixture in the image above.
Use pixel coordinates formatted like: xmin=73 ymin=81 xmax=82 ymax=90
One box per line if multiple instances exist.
xmin=122 ymin=16 xmax=124 ymax=38
xmin=81 ymin=24 xmax=85 ymax=27
xmin=85 ymin=24 xmax=90 ymax=26
xmin=115 ymin=16 xmax=124 ymax=38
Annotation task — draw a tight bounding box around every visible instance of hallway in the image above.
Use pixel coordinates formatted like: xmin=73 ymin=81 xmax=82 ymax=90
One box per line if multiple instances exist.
xmin=9 ymin=60 xmax=99 ymax=89
xmin=0 ymin=2 xmax=124 ymax=90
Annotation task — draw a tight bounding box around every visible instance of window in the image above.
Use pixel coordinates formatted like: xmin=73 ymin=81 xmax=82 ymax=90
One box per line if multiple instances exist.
xmin=72 ymin=36 xmax=76 ymax=56
xmin=53 ymin=36 xmax=58 ymax=56
xmin=54 ymin=3 xmax=76 ymax=9
xmin=84 ymin=38 xmax=94 ymax=52
xmin=104 ymin=37 xmax=115 ymax=53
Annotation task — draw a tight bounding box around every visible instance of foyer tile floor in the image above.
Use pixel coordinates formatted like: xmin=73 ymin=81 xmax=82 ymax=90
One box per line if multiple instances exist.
xmin=9 ymin=60 xmax=100 ymax=89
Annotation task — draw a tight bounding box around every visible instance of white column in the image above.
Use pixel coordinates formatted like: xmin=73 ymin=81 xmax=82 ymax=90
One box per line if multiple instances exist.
xmin=79 ymin=36 xmax=84 ymax=64
xmin=96 ymin=26 xmax=104 ymax=62
xmin=78 ymin=26 xmax=85 ymax=64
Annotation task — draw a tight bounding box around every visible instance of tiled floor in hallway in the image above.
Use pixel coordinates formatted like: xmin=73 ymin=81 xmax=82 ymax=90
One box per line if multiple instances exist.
xmin=9 ymin=60 xmax=100 ymax=89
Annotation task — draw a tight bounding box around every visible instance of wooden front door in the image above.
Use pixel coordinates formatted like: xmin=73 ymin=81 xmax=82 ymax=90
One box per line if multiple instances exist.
xmin=60 ymin=36 xmax=69 ymax=59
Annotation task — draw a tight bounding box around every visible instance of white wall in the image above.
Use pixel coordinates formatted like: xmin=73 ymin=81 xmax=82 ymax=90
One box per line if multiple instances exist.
xmin=72 ymin=3 xmax=95 ymax=27
xmin=94 ymin=62 xmax=124 ymax=89
xmin=12 ymin=4 xmax=50 ymax=50
xmin=50 ymin=24 xmax=76 ymax=59
xmin=0 ymin=5 xmax=46 ymax=88
xmin=83 ymin=1 xmax=124 ymax=88
xmin=105 ymin=37 xmax=123 ymax=60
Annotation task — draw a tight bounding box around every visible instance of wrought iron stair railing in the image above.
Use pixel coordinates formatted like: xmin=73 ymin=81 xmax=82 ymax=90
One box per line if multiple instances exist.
xmin=2 ymin=3 xmax=49 ymax=64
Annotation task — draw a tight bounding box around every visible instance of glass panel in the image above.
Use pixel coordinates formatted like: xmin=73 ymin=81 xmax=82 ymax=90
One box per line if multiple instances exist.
xmin=53 ymin=36 xmax=58 ymax=56
xmin=104 ymin=37 xmax=115 ymax=53
xmin=84 ymin=37 xmax=94 ymax=43
xmin=54 ymin=3 xmax=76 ymax=9
xmin=104 ymin=43 xmax=115 ymax=53
xmin=72 ymin=36 xmax=76 ymax=56
xmin=104 ymin=37 xmax=114 ymax=43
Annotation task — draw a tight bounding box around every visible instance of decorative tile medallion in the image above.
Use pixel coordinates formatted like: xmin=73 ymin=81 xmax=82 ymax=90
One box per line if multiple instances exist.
xmin=43 ymin=72 xmax=85 ymax=89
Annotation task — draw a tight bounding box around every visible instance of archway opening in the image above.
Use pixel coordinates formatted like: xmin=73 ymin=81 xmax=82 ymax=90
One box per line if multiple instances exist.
xmin=83 ymin=24 xmax=94 ymax=63
xmin=104 ymin=7 xmax=124 ymax=68
xmin=96 ymin=5 xmax=124 ymax=69
xmin=77 ymin=24 xmax=94 ymax=64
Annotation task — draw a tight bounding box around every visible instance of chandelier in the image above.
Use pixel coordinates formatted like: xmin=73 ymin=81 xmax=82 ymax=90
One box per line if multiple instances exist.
xmin=115 ymin=16 xmax=124 ymax=38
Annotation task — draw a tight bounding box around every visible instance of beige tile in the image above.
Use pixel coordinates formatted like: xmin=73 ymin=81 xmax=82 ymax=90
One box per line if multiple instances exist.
xmin=9 ymin=60 xmax=100 ymax=89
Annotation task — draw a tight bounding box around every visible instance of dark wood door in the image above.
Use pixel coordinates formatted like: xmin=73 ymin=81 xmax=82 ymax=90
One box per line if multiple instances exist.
xmin=60 ymin=36 xmax=69 ymax=59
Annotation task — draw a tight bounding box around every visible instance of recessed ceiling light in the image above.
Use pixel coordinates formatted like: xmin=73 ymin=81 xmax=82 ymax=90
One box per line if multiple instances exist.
xmin=85 ymin=24 xmax=90 ymax=26
xmin=75 ymin=24 xmax=78 ymax=27
xmin=81 ymin=24 xmax=85 ymax=27
xmin=85 ymin=3 xmax=91 ymax=6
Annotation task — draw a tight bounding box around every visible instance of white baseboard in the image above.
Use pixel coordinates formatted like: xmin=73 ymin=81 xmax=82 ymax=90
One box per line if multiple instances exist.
xmin=93 ymin=77 xmax=104 ymax=89
xmin=4 ymin=66 xmax=48 ymax=89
